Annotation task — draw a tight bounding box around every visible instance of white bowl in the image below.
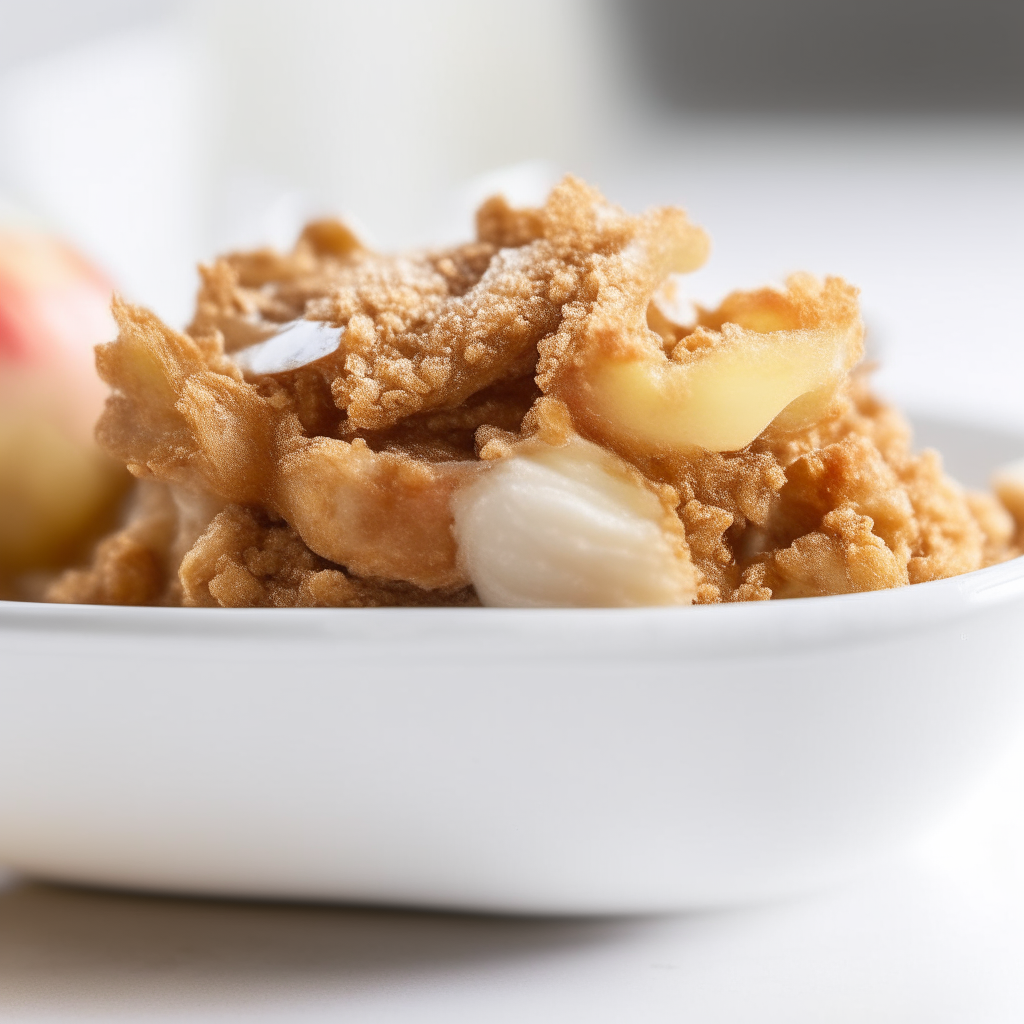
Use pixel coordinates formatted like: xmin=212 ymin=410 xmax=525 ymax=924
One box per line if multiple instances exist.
xmin=1 ymin=417 xmax=1023 ymax=915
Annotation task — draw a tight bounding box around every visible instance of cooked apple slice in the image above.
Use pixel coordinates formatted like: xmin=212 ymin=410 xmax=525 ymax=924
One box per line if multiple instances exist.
xmin=576 ymin=274 xmax=863 ymax=454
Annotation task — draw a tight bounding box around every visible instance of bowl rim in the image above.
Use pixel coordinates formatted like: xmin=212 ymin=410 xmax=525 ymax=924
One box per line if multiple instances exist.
xmin=2 ymin=553 xmax=1023 ymax=660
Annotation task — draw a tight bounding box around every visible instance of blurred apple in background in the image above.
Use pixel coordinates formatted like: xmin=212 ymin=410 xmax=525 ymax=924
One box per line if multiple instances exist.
xmin=0 ymin=217 xmax=127 ymax=586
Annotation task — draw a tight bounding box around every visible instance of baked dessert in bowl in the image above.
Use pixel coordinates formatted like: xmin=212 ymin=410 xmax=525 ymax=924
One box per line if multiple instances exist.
xmin=1 ymin=179 xmax=1022 ymax=914
xmin=37 ymin=176 xmax=1023 ymax=610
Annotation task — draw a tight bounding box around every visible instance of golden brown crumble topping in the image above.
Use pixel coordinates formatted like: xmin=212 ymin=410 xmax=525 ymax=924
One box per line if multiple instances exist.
xmin=48 ymin=177 xmax=1022 ymax=608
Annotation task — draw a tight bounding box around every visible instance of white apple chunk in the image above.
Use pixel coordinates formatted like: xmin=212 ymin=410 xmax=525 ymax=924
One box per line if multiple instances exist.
xmin=452 ymin=439 xmax=696 ymax=607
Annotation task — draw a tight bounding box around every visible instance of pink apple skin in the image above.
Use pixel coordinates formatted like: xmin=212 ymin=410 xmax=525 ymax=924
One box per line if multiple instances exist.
xmin=0 ymin=230 xmax=127 ymax=576
xmin=0 ymin=231 xmax=115 ymax=434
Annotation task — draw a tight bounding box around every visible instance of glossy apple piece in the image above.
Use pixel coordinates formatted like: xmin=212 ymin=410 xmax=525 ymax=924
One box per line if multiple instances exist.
xmin=0 ymin=229 xmax=125 ymax=575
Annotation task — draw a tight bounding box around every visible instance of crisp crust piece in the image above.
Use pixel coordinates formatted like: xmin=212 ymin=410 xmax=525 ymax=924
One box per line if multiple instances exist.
xmin=188 ymin=177 xmax=707 ymax=437
xmin=47 ymin=482 xmax=183 ymax=606
xmin=180 ymin=505 xmax=478 ymax=608
xmin=51 ymin=176 xmax=1020 ymax=607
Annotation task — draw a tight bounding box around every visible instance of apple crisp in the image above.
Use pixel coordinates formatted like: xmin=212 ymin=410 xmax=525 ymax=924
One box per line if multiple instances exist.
xmin=48 ymin=177 xmax=1023 ymax=607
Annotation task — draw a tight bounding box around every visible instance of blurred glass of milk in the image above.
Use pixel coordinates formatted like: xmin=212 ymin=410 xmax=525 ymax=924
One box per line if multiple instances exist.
xmin=192 ymin=0 xmax=615 ymax=249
